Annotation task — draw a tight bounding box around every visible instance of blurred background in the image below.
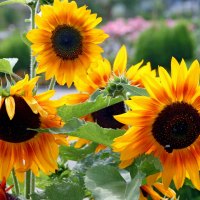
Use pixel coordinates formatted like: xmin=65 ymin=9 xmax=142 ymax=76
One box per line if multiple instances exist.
xmin=1 ymin=0 xmax=200 ymax=74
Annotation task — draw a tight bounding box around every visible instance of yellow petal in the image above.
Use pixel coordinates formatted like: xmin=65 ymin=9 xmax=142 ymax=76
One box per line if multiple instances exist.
xmin=5 ymin=96 xmax=15 ymax=120
xmin=113 ymin=45 xmax=127 ymax=76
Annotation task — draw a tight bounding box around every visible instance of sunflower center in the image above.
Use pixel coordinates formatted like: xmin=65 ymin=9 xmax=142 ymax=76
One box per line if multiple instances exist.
xmin=91 ymin=102 xmax=125 ymax=129
xmin=152 ymin=102 xmax=200 ymax=153
xmin=0 ymin=96 xmax=40 ymax=143
xmin=51 ymin=25 xmax=83 ymax=60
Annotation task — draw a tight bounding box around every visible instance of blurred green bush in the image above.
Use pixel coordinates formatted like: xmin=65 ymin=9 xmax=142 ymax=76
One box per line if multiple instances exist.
xmin=133 ymin=22 xmax=195 ymax=71
xmin=0 ymin=31 xmax=30 ymax=73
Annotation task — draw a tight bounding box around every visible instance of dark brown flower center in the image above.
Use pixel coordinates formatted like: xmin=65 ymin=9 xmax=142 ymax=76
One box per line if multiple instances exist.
xmin=51 ymin=25 xmax=83 ymax=60
xmin=0 ymin=96 xmax=40 ymax=143
xmin=91 ymin=102 xmax=125 ymax=129
xmin=152 ymin=102 xmax=200 ymax=153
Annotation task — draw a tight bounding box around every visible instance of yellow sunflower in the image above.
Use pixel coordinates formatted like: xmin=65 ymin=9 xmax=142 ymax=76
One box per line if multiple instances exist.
xmin=64 ymin=45 xmax=155 ymax=152
xmin=26 ymin=0 xmax=108 ymax=87
xmin=140 ymin=173 xmax=176 ymax=200
xmin=0 ymin=75 xmax=67 ymax=181
xmin=113 ymin=57 xmax=200 ymax=190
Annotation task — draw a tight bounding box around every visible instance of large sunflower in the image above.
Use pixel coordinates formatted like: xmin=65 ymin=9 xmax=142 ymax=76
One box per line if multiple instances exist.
xmin=26 ymin=0 xmax=108 ymax=87
xmin=112 ymin=58 xmax=200 ymax=190
xmin=0 ymin=75 xmax=67 ymax=181
xmin=64 ymin=45 xmax=155 ymax=151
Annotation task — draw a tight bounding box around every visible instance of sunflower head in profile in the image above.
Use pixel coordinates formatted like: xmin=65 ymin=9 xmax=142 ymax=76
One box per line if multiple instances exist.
xmin=64 ymin=45 xmax=155 ymax=152
xmin=0 ymin=75 xmax=67 ymax=181
xmin=26 ymin=0 xmax=108 ymax=87
xmin=112 ymin=57 xmax=200 ymax=190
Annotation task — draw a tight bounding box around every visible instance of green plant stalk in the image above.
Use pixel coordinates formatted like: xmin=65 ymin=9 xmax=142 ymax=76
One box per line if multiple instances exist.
xmin=49 ymin=76 xmax=56 ymax=90
xmin=25 ymin=170 xmax=31 ymax=199
xmin=11 ymin=169 xmax=20 ymax=196
xmin=31 ymin=172 xmax=35 ymax=194
xmin=30 ymin=4 xmax=36 ymax=79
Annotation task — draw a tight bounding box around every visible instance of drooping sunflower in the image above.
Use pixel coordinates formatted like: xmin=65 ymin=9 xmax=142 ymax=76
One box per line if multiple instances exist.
xmin=64 ymin=45 xmax=155 ymax=152
xmin=113 ymin=57 xmax=200 ymax=190
xmin=26 ymin=0 xmax=108 ymax=87
xmin=0 ymin=75 xmax=67 ymax=181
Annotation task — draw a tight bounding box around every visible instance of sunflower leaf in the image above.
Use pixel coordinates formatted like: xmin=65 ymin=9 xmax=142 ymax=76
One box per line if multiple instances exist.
xmin=59 ymin=143 xmax=98 ymax=161
xmin=32 ymin=181 xmax=84 ymax=200
xmin=128 ymin=154 xmax=162 ymax=179
xmin=0 ymin=0 xmax=26 ymax=6
xmin=37 ymin=118 xmax=125 ymax=147
xmin=85 ymin=165 xmax=143 ymax=200
xmin=58 ymin=94 xmax=123 ymax=122
xmin=0 ymin=58 xmax=18 ymax=74
xmin=122 ymin=84 xmax=149 ymax=97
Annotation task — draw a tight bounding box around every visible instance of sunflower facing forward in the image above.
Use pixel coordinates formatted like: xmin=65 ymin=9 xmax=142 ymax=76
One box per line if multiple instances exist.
xmin=26 ymin=0 xmax=108 ymax=87
xmin=0 ymin=75 xmax=67 ymax=181
xmin=112 ymin=58 xmax=200 ymax=190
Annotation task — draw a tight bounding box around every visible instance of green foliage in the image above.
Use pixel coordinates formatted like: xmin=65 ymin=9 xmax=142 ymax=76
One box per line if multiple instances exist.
xmin=85 ymin=165 xmax=144 ymax=200
xmin=134 ymin=22 xmax=195 ymax=71
xmin=58 ymin=94 xmax=123 ymax=122
xmin=0 ymin=31 xmax=30 ymax=73
xmin=0 ymin=58 xmax=18 ymax=74
xmin=39 ymin=118 xmax=125 ymax=147
xmin=32 ymin=181 xmax=85 ymax=200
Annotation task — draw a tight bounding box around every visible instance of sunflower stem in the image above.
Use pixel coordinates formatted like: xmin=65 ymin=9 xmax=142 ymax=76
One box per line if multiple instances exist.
xmin=25 ymin=170 xmax=31 ymax=199
xmin=49 ymin=76 xmax=56 ymax=90
xmin=11 ymin=169 xmax=20 ymax=196
xmin=29 ymin=3 xmax=36 ymax=79
xmin=31 ymin=172 xmax=35 ymax=194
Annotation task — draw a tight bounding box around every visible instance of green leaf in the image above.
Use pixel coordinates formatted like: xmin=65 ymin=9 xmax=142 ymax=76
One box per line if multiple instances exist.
xmin=59 ymin=143 xmax=98 ymax=161
xmin=58 ymin=94 xmax=123 ymax=122
xmin=125 ymin=174 xmax=144 ymax=200
xmin=0 ymin=58 xmax=18 ymax=74
xmin=122 ymin=84 xmax=149 ymax=97
xmin=21 ymin=32 xmax=32 ymax=47
xmin=39 ymin=119 xmax=125 ymax=147
xmin=85 ymin=165 xmax=144 ymax=200
xmin=0 ymin=0 xmax=26 ymax=6
xmin=45 ymin=182 xmax=84 ymax=200
xmin=32 ymin=181 xmax=85 ymax=200
xmin=128 ymin=154 xmax=162 ymax=179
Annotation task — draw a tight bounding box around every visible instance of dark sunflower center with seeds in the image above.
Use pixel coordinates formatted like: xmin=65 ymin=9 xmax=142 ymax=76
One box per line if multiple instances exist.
xmin=91 ymin=102 xmax=125 ymax=129
xmin=51 ymin=25 xmax=83 ymax=60
xmin=152 ymin=102 xmax=200 ymax=153
xmin=0 ymin=96 xmax=40 ymax=143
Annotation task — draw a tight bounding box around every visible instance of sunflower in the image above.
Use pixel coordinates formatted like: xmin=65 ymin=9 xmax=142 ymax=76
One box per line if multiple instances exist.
xmin=0 ymin=75 xmax=67 ymax=181
xmin=112 ymin=57 xmax=200 ymax=190
xmin=26 ymin=0 xmax=108 ymax=87
xmin=64 ymin=45 xmax=155 ymax=151
xmin=140 ymin=173 xmax=176 ymax=200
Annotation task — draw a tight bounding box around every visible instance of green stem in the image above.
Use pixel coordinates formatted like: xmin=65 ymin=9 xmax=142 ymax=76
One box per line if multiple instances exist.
xmin=30 ymin=4 xmax=36 ymax=79
xmin=11 ymin=169 xmax=20 ymax=196
xmin=25 ymin=170 xmax=31 ymax=199
xmin=31 ymin=172 xmax=35 ymax=194
xmin=49 ymin=76 xmax=56 ymax=90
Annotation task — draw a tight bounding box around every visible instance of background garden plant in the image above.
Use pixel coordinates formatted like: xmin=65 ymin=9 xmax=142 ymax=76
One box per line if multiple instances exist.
xmin=0 ymin=0 xmax=200 ymax=200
